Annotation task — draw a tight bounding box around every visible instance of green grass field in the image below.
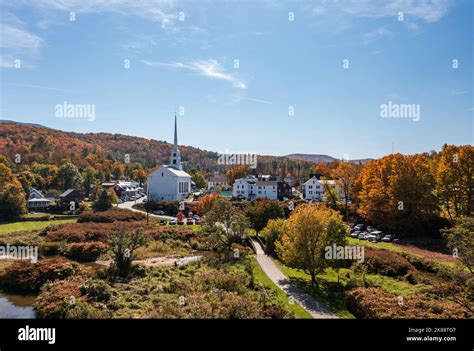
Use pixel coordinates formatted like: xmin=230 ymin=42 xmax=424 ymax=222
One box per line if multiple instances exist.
xmin=0 ymin=219 xmax=77 ymax=234
xmin=272 ymin=259 xmax=355 ymax=318
xmin=252 ymin=258 xmax=313 ymax=319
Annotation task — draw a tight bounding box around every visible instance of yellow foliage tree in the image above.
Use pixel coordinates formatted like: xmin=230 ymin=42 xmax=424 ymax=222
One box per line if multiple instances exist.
xmin=276 ymin=203 xmax=347 ymax=287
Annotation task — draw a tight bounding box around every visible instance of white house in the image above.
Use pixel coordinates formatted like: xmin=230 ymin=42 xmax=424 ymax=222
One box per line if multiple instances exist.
xmin=233 ymin=176 xmax=278 ymax=200
xmin=303 ymin=176 xmax=324 ymax=201
xmin=27 ymin=188 xmax=53 ymax=211
xmin=303 ymin=177 xmax=344 ymax=201
xmin=208 ymin=173 xmax=228 ymax=190
xmin=147 ymin=115 xmax=191 ymax=201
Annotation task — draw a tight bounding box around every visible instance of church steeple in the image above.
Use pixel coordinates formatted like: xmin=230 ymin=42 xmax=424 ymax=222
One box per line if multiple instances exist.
xmin=173 ymin=112 xmax=178 ymax=146
xmin=169 ymin=113 xmax=182 ymax=170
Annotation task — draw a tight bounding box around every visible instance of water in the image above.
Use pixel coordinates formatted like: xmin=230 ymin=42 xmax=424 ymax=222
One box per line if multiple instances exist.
xmin=0 ymin=291 xmax=36 ymax=318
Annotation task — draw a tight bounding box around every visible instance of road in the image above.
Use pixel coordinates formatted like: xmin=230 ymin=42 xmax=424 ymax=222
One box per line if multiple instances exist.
xmin=249 ymin=237 xmax=337 ymax=319
xmin=117 ymin=198 xmax=177 ymax=220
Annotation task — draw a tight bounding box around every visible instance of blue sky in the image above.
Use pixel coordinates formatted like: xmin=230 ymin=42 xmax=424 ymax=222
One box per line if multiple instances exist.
xmin=0 ymin=0 xmax=472 ymax=159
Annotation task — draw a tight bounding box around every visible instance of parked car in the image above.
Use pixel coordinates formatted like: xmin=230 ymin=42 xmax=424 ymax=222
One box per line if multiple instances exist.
xmin=381 ymin=234 xmax=395 ymax=242
xmin=169 ymin=219 xmax=177 ymax=225
xmin=159 ymin=219 xmax=167 ymax=226
xmin=178 ymin=218 xmax=186 ymax=225
xmin=367 ymin=230 xmax=383 ymax=242
xmin=349 ymin=223 xmax=355 ymax=228
xmin=350 ymin=230 xmax=360 ymax=238
xmin=194 ymin=217 xmax=201 ymax=225
xmin=367 ymin=226 xmax=375 ymax=232
xmin=354 ymin=224 xmax=365 ymax=231
xmin=143 ymin=197 xmax=147 ymax=203
xmin=357 ymin=232 xmax=369 ymax=240
xmin=153 ymin=210 xmax=165 ymax=215
xmin=186 ymin=219 xmax=194 ymax=225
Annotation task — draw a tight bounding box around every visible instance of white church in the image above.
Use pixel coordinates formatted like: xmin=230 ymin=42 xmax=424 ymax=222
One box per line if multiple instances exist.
xmin=147 ymin=115 xmax=191 ymax=201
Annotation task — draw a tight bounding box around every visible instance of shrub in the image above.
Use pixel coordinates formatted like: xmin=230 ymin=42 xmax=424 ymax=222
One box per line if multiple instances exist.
xmin=399 ymin=253 xmax=441 ymax=274
xmin=35 ymin=277 xmax=112 ymax=319
xmin=35 ymin=278 xmax=84 ymax=318
xmin=364 ymin=249 xmax=415 ymax=277
xmin=44 ymin=222 xmax=141 ymax=243
xmin=345 ymin=287 xmax=469 ymax=319
xmin=0 ymin=258 xmax=79 ymax=292
xmin=78 ymin=208 xmax=145 ymax=223
xmin=195 ymin=269 xmax=249 ymax=294
xmin=64 ymin=242 xmax=108 ymax=262
xmin=79 ymin=279 xmax=113 ymax=302
xmin=39 ymin=242 xmax=64 ymax=256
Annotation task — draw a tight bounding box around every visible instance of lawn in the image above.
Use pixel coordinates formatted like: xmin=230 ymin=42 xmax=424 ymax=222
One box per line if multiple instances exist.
xmin=272 ymin=259 xmax=355 ymax=318
xmin=272 ymin=255 xmax=435 ymax=318
xmin=0 ymin=219 xmax=77 ymax=234
xmin=252 ymin=258 xmax=312 ymax=319
xmin=346 ymin=237 xmax=456 ymax=267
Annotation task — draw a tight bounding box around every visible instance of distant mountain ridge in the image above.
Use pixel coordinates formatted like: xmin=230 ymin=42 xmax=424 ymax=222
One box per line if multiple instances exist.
xmin=285 ymin=153 xmax=373 ymax=164
xmin=0 ymin=121 xmax=372 ymax=178
xmin=0 ymin=120 xmax=48 ymax=129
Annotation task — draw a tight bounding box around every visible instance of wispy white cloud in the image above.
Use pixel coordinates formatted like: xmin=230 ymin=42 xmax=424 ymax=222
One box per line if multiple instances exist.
xmin=6 ymin=0 xmax=179 ymax=29
xmin=450 ymin=89 xmax=468 ymax=96
xmin=7 ymin=83 xmax=78 ymax=93
xmin=0 ymin=12 xmax=43 ymax=69
xmin=0 ymin=12 xmax=43 ymax=52
xmin=310 ymin=0 xmax=453 ymax=23
xmin=141 ymin=59 xmax=247 ymax=89
xmin=232 ymin=95 xmax=272 ymax=105
xmin=363 ymin=26 xmax=393 ymax=44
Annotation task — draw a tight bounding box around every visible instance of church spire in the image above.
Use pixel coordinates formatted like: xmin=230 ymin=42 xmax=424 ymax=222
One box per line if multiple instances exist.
xmin=174 ymin=112 xmax=178 ymax=147
xmin=170 ymin=113 xmax=182 ymax=170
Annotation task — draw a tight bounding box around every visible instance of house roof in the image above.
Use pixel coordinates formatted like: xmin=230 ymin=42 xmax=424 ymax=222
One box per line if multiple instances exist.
xmin=28 ymin=198 xmax=52 ymax=203
xmin=29 ymin=188 xmax=44 ymax=199
xmin=59 ymin=189 xmax=76 ymax=198
xmin=256 ymin=181 xmax=279 ymax=186
xmin=320 ymin=179 xmax=337 ymax=185
xmin=303 ymin=176 xmax=322 ymax=185
xmin=166 ymin=166 xmax=191 ymax=177
xmin=148 ymin=165 xmax=191 ymax=178
xmin=209 ymin=176 xmax=227 ymax=182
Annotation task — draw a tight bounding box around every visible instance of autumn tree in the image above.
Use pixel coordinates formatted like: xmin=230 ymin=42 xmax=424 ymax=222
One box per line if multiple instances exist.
xmin=276 ymin=203 xmax=347 ymax=287
xmin=190 ymin=169 xmax=207 ymax=189
xmin=82 ymin=166 xmax=97 ymax=196
xmin=226 ymin=165 xmax=247 ymax=186
xmin=331 ymin=162 xmax=358 ymax=221
xmin=0 ymin=163 xmax=27 ymax=218
xmin=201 ymin=197 xmax=249 ymax=257
xmin=436 ymin=145 xmax=474 ymax=220
xmin=197 ymin=193 xmax=220 ymax=215
xmin=131 ymin=168 xmax=147 ymax=186
xmin=108 ymin=226 xmax=148 ymax=277
xmin=260 ymin=218 xmax=287 ymax=257
xmin=356 ymin=154 xmax=439 ymax=237
xmin=94 ymin=188 xmax=118 ymax=211
xmin=246 ymin=199 xmax=285 ymax=234
xmin=112 ymin=163 xmax=125 ymax=181
xmin=57 ymin=162 xmax=82 ymax=190
xmin=441 ymin=217 xmax=474 ymax=274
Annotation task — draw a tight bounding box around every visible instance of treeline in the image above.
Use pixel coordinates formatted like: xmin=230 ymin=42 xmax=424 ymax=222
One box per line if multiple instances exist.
xmin=314 ymin=144 xmax=473 ymax=237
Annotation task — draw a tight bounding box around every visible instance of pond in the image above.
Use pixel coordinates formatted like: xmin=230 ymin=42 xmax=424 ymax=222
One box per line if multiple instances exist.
xmin=0 ymin=291 xmax=36 ymax=318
